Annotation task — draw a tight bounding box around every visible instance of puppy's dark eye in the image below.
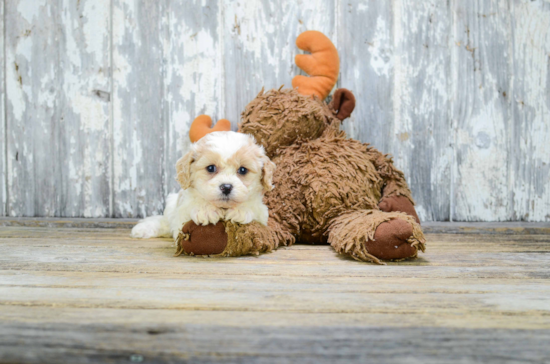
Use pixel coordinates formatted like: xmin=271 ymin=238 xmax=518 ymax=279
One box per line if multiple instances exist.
xmin=238 ymin=167 xmax=248 ymax=175
xmin=206 ymin=165 xmax=217 ymax=173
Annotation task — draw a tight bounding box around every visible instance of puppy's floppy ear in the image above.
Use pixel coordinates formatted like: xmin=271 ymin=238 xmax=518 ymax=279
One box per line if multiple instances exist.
xmin=176 ymin=150 xmax=194 ymax=189
xmin=261 ymin=157 xmax=276 ymax=192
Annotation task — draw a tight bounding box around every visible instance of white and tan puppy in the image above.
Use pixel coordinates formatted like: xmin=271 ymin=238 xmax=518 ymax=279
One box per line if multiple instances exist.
xmin=131 ymin=131 xmax=275 ymax=240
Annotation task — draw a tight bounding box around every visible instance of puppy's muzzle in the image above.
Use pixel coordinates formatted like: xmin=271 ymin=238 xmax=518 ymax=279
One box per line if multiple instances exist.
xmin=220 ymin=184 xmax=233 ymax=196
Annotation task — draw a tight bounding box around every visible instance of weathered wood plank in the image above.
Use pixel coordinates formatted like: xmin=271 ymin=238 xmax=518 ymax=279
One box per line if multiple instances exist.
xmin=59 ymin=0 xmax=111 ymax=217
xmin=1 ymin=229 xmax=550 ymax=279
xmin=5 ymin=0 xmax=61 ymax=216
xmin=0 ymin=305 xmax=548 ymax=332
xmin=2 ymin=270 xmax=549 ymax=315
xmin=2 ymin=249 xmax=550 ymax=278
xmin=338 ymin=1 xmax=452 ymax=222
xmin=451 ymin=0 xmax=513 ymax=221
xmin=390 ymin=0 xmax=452 ymax=221
xmin=2 ymin=217 xmax=549 ymax=234
xmin=0 ymin=0 xmax=5 ymax=216
xmin=163 ymin=0 xmax=224 ymax=195
xmin=0 ymin=227 xmax=550 ymax=363
xmin=338 ymin=1 xmax=394 ymax=151
xmin=0 ymin=226 xmax=549 ymax=362
xmin=0 ymin=231 xmax=549 ymax=328
xmin=5 ymin=0 xmax=111 ymax=217
xmin=0 ymin=320 xmax=547 ymax=364
xmin=0 ymin=217 xmax=139 ymax=229
xmin=112 ymin=0 xmax=165 ymax=218
xmin=509 ymin=0 xmax=550 ymax=221
xmin=222 ymin=0 xmax=336 ymax=126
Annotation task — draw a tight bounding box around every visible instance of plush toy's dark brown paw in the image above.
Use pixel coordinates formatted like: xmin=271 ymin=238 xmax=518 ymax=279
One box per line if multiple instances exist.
xmin=328 ymin=210 xmax=425 ymax=264
xmin=379 ymin=195 xmax=420 ymax=224
xmin=176 ymin=221 xmax=228 ymax=256
xmin=364 ymin=219 xmax=417 ymax=260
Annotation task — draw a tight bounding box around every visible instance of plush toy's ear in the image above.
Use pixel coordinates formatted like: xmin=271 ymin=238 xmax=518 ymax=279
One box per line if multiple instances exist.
xmin=176 ymin=150 xmax=194 ymax=190
xmin=261 ymin=157 xmax=276 ymax=193
xmin=189 ymin=115 xmax=231 ymax=143
xmin=331 ymin=88 xmax=356 ymax=121
xmin=292 ymin=31 xmax=339 ymax=100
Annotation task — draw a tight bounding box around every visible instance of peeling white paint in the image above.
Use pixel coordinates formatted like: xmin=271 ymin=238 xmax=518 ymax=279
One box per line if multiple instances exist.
xmin=82 ymin=1 xmax=110 ymax=66
xmin=370 ymin=17 xmax=392 ymax=77
xmin=456 ymin=104 xmax=510 ymax=221
xmin=17 ymin=0 xmax=48 ymax=23
xmin=357 ymin=3 xmax=368 ymax=12
xmin=72 ymin=95 xmax=107 ymax=131
xmin=6 ymin=57 xmax=27 ymax=121
xmin=0 ymin=0 xmax=5 ymax=216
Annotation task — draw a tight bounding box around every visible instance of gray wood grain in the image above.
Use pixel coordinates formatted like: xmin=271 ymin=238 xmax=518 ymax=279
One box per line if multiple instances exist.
xmin=163 ymin=0 xmax=224 ymax=195
xmin=451 ymin=0 xmax=514 ymax=221
xmin=222 ymin=0 xmax=336 ymax=126
xmin=5 ymin=0 xmax=111 ymax=217
xmin=338 ymin=0 xmax=394 ymax=152
xmin=3 ymin=217 xmax=550 ymax=234
xmin=59 ymin=0 xmax=111 ymax=217
xmin=1 ymin=323 xmax=549 ymax=364
xmin=509 ymin=0 xmax=550 ymax=222
xmin=0 ymin=226 xmax=550 ymax=362
xmin=112 ymin=0 xmax=166 ymax=217
xmin=0 ymin=0 xmax=548 ymax=221
xmin=390 ymin=0 xmax=452 ymax=221
xmin=5 ymin=0 xmax=61 ymax=216
xmin=0 ymin=0 xmax=5 ymax=216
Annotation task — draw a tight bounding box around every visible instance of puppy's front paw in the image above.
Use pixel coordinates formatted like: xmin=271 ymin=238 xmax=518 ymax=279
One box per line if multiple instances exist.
xmin=225 ymin=208 xmax=253 ymax=224
xmin=191 ymin=205 xmax=224 ymax=226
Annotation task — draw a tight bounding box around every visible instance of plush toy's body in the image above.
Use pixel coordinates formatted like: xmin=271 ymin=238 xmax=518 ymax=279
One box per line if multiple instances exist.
xmin=239 ymin=88 xmax=425 ymax=264
xmin=176 ymin=31 xmax=426 ymax=264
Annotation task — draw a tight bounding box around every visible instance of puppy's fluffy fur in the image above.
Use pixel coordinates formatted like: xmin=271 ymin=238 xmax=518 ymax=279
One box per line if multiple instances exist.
xmin=131 ymin=131 xmax=275 ymax=240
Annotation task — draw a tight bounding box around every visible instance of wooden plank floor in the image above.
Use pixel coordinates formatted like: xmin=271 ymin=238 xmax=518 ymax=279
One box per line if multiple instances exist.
xmin=0 ymin=222 xmax=549 ymax=363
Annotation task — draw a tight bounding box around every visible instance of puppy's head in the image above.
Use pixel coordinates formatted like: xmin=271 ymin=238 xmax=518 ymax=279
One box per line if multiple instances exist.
xmin=176 ymin=131 xmax=275 ymax=208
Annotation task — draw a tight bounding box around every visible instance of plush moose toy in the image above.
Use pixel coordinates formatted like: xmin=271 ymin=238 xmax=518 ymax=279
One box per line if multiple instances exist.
xmin=176 ymin=31 xmax=426 ymax=264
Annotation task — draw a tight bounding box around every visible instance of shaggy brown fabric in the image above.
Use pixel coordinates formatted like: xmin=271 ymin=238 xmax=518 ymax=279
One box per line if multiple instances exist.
xmin=327 ymin=210 xmax=426 ymax=265
xmin=366 ymin=148 xmax=415 ymax=205
xmin=239 ymin=88 xmax=335 ymax=158
xmin=238 ymin=87 xmax=424 ymax=263
xmin=330 ymin=88 xmax=356 ymax=121
xmin=222 ymin=220 xmax=289 ymax=256
xmin=265 ymin=128 xmax=384 ymax=241
xmin=379 ymin=195 xmax=420 ymax=224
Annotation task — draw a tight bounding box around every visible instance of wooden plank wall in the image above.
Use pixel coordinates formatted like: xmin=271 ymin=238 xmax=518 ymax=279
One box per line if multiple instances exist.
xmin=0 ymin=0 xmax=549 ymax=221
xmin=0 ymin=0 xmax=5 ymax=216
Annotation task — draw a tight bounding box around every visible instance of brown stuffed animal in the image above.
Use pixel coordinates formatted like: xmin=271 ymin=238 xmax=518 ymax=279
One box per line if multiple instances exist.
xmin=176 ymin=31 xmax=426 ymax=264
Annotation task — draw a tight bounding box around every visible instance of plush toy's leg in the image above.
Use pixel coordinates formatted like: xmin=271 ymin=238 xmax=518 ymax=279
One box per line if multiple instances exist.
xmin=222 ymin=219 xmax=294 ymax=256
xmin=175 ymin=219 xmax=294 ymax=257
xmin=327 ymin=210 xmax=426 ymax=265
xmin=367 ymin=147 xmax=421 ymax=224
xmin=379 ymin=195 xmax=420 ymax=224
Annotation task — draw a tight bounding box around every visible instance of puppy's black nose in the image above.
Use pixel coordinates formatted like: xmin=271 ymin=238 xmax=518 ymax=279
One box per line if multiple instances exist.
xmin=220 ymin=184 xmax=233 ymax=196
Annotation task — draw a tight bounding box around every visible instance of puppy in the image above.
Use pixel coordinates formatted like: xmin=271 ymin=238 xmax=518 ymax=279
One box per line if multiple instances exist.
xmin=131 ymin=131 xmax=275 ymax=240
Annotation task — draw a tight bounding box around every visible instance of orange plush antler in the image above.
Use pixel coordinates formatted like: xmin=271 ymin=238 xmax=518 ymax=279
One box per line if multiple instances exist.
xmin=189 ymin=115 xmax=231 ymax=143
xmin=292 ymin=31 xmax=339 ymax=100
